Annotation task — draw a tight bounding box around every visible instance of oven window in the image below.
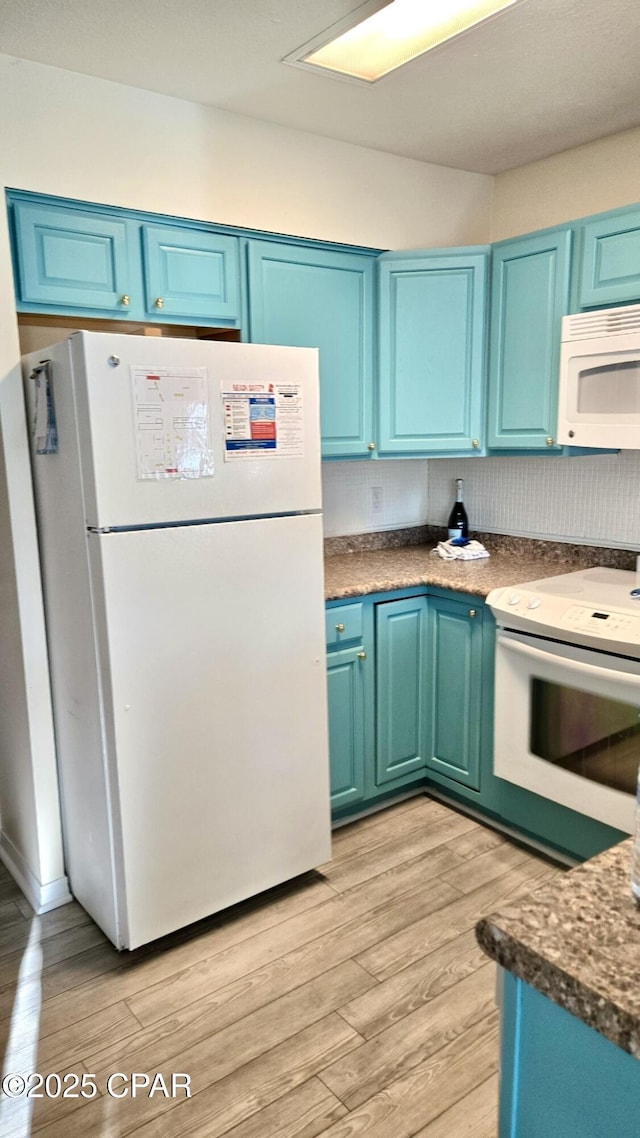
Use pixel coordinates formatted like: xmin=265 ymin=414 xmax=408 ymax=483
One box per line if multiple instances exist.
xmin=530 ymin=678 xmax=640 ymax=794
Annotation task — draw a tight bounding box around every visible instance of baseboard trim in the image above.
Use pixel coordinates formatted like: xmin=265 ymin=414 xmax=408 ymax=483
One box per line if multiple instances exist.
xmin=0 ymin=831 xmax=72 ymax=914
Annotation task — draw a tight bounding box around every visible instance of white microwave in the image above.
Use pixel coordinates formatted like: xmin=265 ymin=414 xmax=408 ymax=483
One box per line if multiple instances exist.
xmin=557 ymin=302 xmax=640 ymax=449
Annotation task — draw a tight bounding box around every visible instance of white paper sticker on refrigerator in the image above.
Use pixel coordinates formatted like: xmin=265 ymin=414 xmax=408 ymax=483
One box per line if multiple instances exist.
xmin=131 ymin=367 xmax=214 ymax=479
xmin=222 ymin=381 xmax=304 ymax=460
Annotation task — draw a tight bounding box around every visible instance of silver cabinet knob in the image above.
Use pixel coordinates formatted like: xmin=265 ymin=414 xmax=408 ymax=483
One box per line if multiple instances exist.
xmin=367 ymin=442 xmax=376 ymax=451
xmin=120 ymin=294 xmax=130 ymax=306
xmin=468 ymin=609 xmax=477 ymax=618
xmin=357 ymin=651 xmax=366 ymax=659
xmin=546 ymin=437 xmax=555 ymax=446
xmin=154 ymin=297 xmax=165 ymax=309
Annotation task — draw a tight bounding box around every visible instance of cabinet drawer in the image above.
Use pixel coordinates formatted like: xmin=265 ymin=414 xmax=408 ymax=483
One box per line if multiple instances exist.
xmin=325 ymin=603 xmax=363 ymax=648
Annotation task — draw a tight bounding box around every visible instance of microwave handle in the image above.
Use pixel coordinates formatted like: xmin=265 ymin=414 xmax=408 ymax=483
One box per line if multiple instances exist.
xmin=498 ymin=631 xmax=640 ymax=688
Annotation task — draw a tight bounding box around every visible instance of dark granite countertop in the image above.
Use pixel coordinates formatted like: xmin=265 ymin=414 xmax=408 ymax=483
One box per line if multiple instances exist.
xmin=476 ymin=839 xmax=640 ymax=1058
xmin=323 ymin=527 xmax=636 ymax=602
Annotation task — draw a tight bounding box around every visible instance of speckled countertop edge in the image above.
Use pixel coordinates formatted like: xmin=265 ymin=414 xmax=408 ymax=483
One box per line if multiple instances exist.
xmin=323 ymin=527 xmax=636 ymax=601
xmin=476 ymin=840 xmax=640 ymax=1058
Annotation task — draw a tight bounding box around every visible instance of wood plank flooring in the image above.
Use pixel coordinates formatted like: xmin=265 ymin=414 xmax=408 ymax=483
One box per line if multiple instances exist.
xmin=0 ymin=795 xmax=563 ymax=1137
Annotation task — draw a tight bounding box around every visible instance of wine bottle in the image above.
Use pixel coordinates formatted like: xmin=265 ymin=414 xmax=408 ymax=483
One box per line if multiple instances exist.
xmin=447 ymin=478 xmax=469 ymax=542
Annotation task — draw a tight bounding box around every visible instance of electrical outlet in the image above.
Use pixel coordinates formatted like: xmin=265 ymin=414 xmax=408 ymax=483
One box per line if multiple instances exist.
xmin=371 ymin=485 xmax=383 ymax=516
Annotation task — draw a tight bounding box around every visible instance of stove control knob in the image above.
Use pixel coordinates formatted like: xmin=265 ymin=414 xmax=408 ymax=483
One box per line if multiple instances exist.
xmin=527 ymin=597 xmax=541 ymax=610
xmin=508 ymin=593 xmax=521 ymax=606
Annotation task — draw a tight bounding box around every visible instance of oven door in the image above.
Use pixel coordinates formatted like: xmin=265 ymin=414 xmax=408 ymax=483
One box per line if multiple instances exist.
xmin=494 ymin=628 xmax=640 ymax=832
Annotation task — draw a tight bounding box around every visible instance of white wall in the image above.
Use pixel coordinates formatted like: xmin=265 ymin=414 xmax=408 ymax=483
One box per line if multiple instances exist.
xmin=2 ymin=56 xmax=493 ymax=251
xmin=491 ymin=126 xmax=640 ymax=242
xmin=0 ymin=54 xmax=493 ymax=903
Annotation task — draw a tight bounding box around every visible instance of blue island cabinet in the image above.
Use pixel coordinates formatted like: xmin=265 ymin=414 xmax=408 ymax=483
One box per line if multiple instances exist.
xmin=246 ymin=240 xmax=376 ymax=459
xmin=498 ymin=970 xmax=640 ymax=1138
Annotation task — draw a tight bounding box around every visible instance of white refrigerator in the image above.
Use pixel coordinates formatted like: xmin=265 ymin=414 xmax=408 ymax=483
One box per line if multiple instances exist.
xmin=23 ymin=331 xmax=331 ymax=949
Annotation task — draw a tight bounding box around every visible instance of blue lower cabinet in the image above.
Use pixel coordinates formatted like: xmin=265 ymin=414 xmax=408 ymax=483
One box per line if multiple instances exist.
xmin=426 ymin=594 xmax=483 ymax=791
xmin=326 ymin=646 xmax=368 ymax=810
xmin=325 ymin=601 xmax=372 ymax=813
xmin=375 ymin=595 xmax=429 ymax=785
xmin=498 ymin=970 xmax=640 ymax=1138
xmin=327 ymin=588 xmax=482 ymax=820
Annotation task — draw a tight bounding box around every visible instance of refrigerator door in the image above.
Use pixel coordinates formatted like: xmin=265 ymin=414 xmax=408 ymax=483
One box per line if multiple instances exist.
xmin=88 ymin=512 xmax=330 ymax=949
xmin=43 ymin=332 xmax=321 ymax=529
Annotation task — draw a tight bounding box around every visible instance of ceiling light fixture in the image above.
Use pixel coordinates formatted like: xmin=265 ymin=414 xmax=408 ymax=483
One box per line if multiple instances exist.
xmin=286 ymin=0 xmax=523 ymax=84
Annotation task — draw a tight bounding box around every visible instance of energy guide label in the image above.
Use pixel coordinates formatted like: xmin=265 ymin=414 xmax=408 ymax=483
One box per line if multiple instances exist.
xmin=131 ymin=367 xmax=214 ymax=479
xmin=222 ymin=381 xmax=304 ymax=459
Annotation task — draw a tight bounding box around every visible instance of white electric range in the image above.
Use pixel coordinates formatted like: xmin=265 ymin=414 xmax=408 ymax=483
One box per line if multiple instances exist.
xmin=487 ymin=566 xmax=640 ymax=833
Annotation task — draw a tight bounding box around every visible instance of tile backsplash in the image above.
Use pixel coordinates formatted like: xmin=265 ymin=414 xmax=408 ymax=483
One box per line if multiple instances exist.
xmin=323 ymin=452 xmax=640 ymax=550
xmin=321 ymin=460 xmax=430 ymax=537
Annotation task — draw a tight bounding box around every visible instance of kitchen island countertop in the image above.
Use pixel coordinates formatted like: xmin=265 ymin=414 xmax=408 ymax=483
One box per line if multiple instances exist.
xmin=476 ymin=838 xmax=640 ymax=1057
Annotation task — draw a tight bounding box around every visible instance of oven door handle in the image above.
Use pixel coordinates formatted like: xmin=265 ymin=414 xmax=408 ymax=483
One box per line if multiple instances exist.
xmin=498 ymin=631 xmax=640 ymax=689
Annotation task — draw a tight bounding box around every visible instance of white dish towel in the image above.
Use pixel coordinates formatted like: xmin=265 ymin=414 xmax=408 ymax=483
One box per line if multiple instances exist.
xmin=434 ymin=539 xmax=490 ymax=561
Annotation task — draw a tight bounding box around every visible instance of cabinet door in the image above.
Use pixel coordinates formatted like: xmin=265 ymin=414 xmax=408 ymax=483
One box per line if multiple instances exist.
xmin=326 ymin=645 xmax=367 ymax=810
xmin=247 ymin=241 xmax=375 ymax=458
xmin=578 ymin=209 xmax=640 ymax=308
xmin=378 ymin=251 xmax=488 ymax=454
xmin=375 ymin=596 xmax=428 ymax=785
xmin=12 ymin=200 xmax=133 ymax=315
xmin=142 ymin=225 xmax=240 ymax=323
xmin=488 ymin=229 xmax=571 ymax=450
xmin=426 ymin=595 xmax=483 ymax=790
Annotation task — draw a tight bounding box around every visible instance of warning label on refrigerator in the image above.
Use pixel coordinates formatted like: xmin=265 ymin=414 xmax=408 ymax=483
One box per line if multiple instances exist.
xmin=131 ymin=368 xmax=214 ymax=479
xmin=222 ymin=381 xmax=304 ymax=460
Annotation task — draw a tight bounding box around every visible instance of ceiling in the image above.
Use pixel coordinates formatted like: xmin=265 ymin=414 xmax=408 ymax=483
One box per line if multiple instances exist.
xmin=1 ymin=0 xmax=639 ymax=174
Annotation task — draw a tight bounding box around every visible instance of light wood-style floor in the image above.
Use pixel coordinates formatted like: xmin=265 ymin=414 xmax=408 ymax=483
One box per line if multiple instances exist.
xmin=0 ymin=795 xmax=562 ymax=1137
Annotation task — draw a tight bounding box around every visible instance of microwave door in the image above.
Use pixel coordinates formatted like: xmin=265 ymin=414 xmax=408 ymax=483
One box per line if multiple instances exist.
xmin=558 ymin=339 xmax=640 ymax=448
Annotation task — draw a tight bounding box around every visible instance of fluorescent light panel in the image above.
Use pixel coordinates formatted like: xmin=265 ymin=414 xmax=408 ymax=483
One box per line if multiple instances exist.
xmin=301 ymin=0 xmax=521 ymax=82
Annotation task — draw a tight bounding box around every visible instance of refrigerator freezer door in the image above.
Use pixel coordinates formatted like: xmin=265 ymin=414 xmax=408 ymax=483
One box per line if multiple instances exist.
xmin=88 ymin=512 xmax=330 ymax=949
xmin=62 ymin=332 xmax=321 ymax=528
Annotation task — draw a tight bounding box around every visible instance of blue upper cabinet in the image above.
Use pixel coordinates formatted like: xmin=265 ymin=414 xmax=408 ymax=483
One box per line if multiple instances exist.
xmin=9 ymin=194 xmax=242 ymax=327
xmin=377 ymin=249 xmax=488 ymax=455
xmin=246 ymin=240 xmax=376 ymax=458
xmin=577 ymin=207 xmax=640 ymax=308
xmin=487 ymin=229 xmax=571 ymax=450
xmin=141 ymin=225 xmax=240 ymax=322
xmin=12 ymin=199 xmax=133 ymax=315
